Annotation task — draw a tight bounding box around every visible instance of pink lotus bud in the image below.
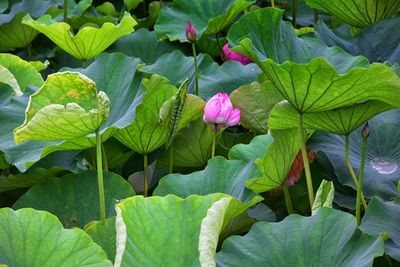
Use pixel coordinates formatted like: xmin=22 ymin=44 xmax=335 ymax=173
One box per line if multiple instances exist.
xmin=362 ymin=121 xmax=370 ymax=139
xmin=222 ymin=43 xmax=252 ymax=65
xmin=185 ymin=21 xmax=197 ymax=43
xmin=203 ymin=92 xmax=241 ymax=131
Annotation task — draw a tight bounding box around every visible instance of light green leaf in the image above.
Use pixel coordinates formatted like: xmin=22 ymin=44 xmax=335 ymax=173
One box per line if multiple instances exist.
xmin=312 ymin=179 xmax=334 ymax=215
xmin=22 ymin=12 xmax=137 ymax=60
xmin=114 ymin=75 xmax=177 ymax=154
xmin=85 ymin=217 xmax=116 ymax=262
xmin=14 ymin=72 xmax=109 ymax=144
xmin=306 ymin=0 xmax=400 ymax=28
xmin=0 ymin=64 xmax=22 ymax=96
xmin=247 ymin=129 xmax=300 ymax=193
xmin=0 ymin=53 xmax=44 ymax=92
xmin=268 ymin=100 xmax=394 ymax=135
xmin=217 ymin=208 xmax=384 ymax=266
xmin=13 ymin=170 xmax=135 ymax=228
xmin=228 ymin=134 xmax=274 ymax=162
xmin=262 ymin=57 xmax=400 ymax=113
xmin=230 ymin=80 xmax=282 ymax=134
xmin=124 ymin=0 xmax=143 ymax=11
xmin=154 ymin=156 xmax=263 ymax=208
xmin=154 ymin=0 xmax=253 ymax=42
xmin=227 ymin=8 xmax=370 ymax=72
xmin=0 ymin=208 xmax=112 ymax=267
xmin=114 ymin=194 xmax=246 ymax=267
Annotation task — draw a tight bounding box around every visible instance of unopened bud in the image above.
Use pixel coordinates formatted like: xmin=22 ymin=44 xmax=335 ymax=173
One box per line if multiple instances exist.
xmin=362 ymin=121 xmax=370 ymax=139
xmin=185 ymin=21 xmax=197 ymax=43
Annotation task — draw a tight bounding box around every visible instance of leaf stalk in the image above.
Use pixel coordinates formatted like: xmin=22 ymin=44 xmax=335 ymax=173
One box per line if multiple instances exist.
xmin=96 ymin=130 xmax=106 ymax=222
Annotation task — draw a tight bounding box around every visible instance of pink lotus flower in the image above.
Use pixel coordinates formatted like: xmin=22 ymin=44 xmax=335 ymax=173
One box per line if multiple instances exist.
xmin=203 ymin=92 xmax=240 ymax=131
xmin=222 ymin=43 xmax=252 ymax=65
xmin=185 ymin=21 xmax=197 ymax=43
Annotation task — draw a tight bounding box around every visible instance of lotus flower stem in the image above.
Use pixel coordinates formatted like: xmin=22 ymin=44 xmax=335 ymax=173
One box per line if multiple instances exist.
xmin=297 ymin=113 xmax=314 ymax=208
xmin=192 ymin=43 xmax=199 ymax=96
xmin=63 ymin=0 xmax=68 ymax=22
xmin=169 ymin=143 xmax=174 ymax=173
xmin=102 ymin=143 xmax=108 ymax=172
xmin=344 ymin=135 xmax=367 ymax=209
xmin=143 ymin=154 xmax=149 ymax=197
xmin=211 ymin=131 xmax=217 ymax=158
xmin=356 ymin=136 xmax=367 ymax=225
xmin=283 ymin=185 xmax=294 ymax=214
xmin=95 ymin=130 xmax=106 ymax=222
xmin=271 ymin=0 xmax=275 ymax=8
xmin=292 ymin=0 xmax=298 ymax=26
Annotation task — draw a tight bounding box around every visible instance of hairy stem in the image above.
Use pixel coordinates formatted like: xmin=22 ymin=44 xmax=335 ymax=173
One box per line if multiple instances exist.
xmin=344 ymin=135 xmax=367 ymax=209
xmin=96 ymin=130 xmax=106 ymax=222
xmin=356 ymin=135 xmax=368 ymax=225
xmin=298 ymin=113 xmax=314 ymax=208
xmin=143 ymin=154 xmax=149 ymax=197
xmin=283 ymin=185 xmax=294 ymax=214
xmin=192 ymin=42 xmax=199 ymax=96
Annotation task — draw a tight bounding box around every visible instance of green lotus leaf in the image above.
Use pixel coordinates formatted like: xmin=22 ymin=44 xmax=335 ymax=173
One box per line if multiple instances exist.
xmin=0 ymin=0 xmax=7 ymax=13
xmin=230 ymin=80 xmax=283 ymax=134
xmin=0 ymin=208 xmax=112 ymax=267
xmin=247 ymin=129 xmax=301 ymax=193
xmin=85 ymin=217 xmax=117 ymax=262
xmin=154 ymin=156 xmax=263 ymax=208
xmin=315 ymin=17 xmax=400 ymax=64
xmin=217 ymin=208 xmax=384 ymax=266
xmin=124 ymin=0 xmax=143 ymax=11
xmin=22 ymin=12 xmax=137 ymax=60
xmin=0 ymin=53 xmax=44 ymax=92
xmin=110 ymin=28 xmax=184 ymax=64
xmin=260 ymin=57 xmax=400 ymax=114
xmin=305 ymin=0 xmax=400 ymax=28
xmin=154 ymin=0 xmax=253 ymax=42
xmin=114 ymin=75 xmax=180 ymax=155
xmin=268 ymin=101 xmax=394 ymax=135
xmin=361 ymin=198 xmax=400 ymax=261
xmin=309 ymin=109 xmax=400 ymax=200
xmin=13 ymin=170 xmax=135 ymax=228
xmin=0 ymin=64 xmax=22 ymax=96
xmin=311 ymin=179 xmax=334 ymax=215
xmin=229 ymin=134 xmax=274 ymax=163
xmin=14 ymin=72 xmax=109 ymax=144
xmin=156 ymin=118 xmax=214 ymax=168
xmin=114 ymin=194 xmax=247 ymax=266
xmin=139 ymin=50 xmax=260 ymax=99
xmin=227 ymin=8 xmax=370 ymax=73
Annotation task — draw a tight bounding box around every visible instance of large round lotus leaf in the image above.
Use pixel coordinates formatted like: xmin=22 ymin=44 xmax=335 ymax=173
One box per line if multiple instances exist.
xmin=154 ymin=0 xmax=252 ymax=42
xmin=1 ymin=53 xmax=143 ymax=172
xmin=22 ymin=12 xmax=136 ymax=60
xmin=154 ymin=156 xmax=263 ymax=208
xmin=114 ymin=194 xmax=247 ymax=267
xmin=0 ymin=208 xmax=112 ymax=267
xmin=268 ymin=100 xmax=394 ymax=135
xmin=227 ymin=8 xmax=369 ymax=72
xmin=13 ymin=72 xmax=110 ymax=144
xmin=110 ymin=28 xmax=183 ymax=64
xmin=309 ymin=109 xmax=400 ymax=200
xmin=139 ymin=50 xmax=260 ymax=100
xmin=361 ymin=198 xmax=400 ymax=261
xmin=315 ymin=17 xmax=400 ymax=64
xmin=13 ymin=170 xmax=135 ymax=228
xmin=306 ymin=0 xmax=400 ymax=28
xmin=217 ymin=208 xmax=384 ymax=267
